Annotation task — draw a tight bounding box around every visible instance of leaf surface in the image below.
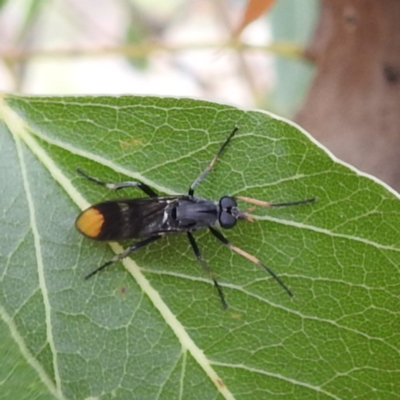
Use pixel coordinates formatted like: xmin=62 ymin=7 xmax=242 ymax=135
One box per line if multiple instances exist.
xmin=1 ymin=94 xmax=399 ymax=399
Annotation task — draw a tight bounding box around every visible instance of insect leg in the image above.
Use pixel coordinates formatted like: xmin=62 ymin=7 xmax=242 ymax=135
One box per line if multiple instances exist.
xmin=84 ymin=235 xmax=162 ymax=279
xmin=208 ymin=227 xmax=293 ymax=297
xmin=187 ymin=232 xmax=228 ymax=309
xmin=77 ymin=168 xmax=158 ymax=197
xmin=188 ymin=126 xmax=239 ymax=196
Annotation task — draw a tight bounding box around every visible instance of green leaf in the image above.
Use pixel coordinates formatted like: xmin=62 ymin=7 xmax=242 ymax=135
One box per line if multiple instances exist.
xmin=1 ymin=94 xmax=399 ymax=399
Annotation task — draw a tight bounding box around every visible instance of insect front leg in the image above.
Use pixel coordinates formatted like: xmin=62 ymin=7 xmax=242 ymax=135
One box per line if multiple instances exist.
xmin=187 ymin=232 xmax=228 ymax=309
xmin=85 ymin=235 xmax=162 ymax=279
xmin=77 ymin=168 xmax=158 ymax=197
xmin=188 ymin=126 xmax=238 ymax=196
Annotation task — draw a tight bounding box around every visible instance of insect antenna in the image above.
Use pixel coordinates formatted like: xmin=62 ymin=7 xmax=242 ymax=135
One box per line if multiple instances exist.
xmin=209 ymin=227 xmax=293 ymax=297
xmin=236 ymin=196 xmax=316 ymax=209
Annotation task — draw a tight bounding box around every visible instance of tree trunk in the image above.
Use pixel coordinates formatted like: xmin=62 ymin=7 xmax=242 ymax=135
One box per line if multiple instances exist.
xmin=296 ymin=0 xmax=400 ymax=190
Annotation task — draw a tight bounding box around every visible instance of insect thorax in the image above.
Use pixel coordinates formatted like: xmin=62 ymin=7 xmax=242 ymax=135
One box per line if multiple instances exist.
xmin=171 ymin=197 xmax=219 ymax=231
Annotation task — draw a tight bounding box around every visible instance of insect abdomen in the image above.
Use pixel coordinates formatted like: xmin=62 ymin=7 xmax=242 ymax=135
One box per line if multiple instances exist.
xmin=75 ymin=201 xmax=140 ymax=241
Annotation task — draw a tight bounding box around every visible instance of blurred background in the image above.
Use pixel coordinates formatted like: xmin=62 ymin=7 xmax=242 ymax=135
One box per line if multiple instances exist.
xmin=1 ymin=0 xmax=399 ymax=191
xmin=0 ymin=0 xmax=317 ymax=114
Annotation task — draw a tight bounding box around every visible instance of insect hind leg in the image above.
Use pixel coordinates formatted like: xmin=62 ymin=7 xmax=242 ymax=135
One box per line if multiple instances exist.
xmin=77 ymin=168 xmax=158 ymax=197
xmin=85 ymin=236 xmax=162 ymax=279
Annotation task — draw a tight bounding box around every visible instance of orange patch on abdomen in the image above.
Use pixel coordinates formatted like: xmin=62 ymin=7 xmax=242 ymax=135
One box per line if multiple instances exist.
xmin=75 ymin=207 xmax=104 ymax=239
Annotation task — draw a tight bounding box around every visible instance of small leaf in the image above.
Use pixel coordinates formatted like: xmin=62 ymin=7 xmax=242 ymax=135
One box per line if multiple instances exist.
xmin=234 ymin=0 xmax=276 ymax=37
xmin=1 ymin=94 xmax=399 ymax=399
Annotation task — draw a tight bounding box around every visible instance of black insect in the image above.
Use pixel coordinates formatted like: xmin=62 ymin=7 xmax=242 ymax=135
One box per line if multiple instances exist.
xmin=75 ymin=127 xmax=315 ymax=309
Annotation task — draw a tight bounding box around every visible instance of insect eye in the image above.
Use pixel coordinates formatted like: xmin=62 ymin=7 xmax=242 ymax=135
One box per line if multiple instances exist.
xmin=219 ymin=196 xmax=237 ymax=209
xmin=219 ymin=211 xmax=237 ymax=229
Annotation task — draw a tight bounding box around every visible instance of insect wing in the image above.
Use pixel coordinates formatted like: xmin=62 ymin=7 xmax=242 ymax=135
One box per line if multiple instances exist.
xmin=75 ymin=197 xmax=176 ymax=241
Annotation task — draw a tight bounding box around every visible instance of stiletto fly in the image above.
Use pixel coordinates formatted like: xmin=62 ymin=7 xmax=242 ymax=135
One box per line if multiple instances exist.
xmin=75 ymin=126 xmax=315 ymax=309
